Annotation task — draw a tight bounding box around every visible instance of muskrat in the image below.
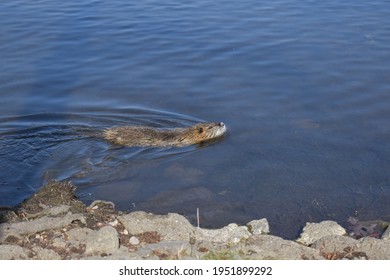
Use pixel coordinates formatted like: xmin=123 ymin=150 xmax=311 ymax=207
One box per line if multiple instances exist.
xmin=103 ymin=122 xmax=227 ymax=147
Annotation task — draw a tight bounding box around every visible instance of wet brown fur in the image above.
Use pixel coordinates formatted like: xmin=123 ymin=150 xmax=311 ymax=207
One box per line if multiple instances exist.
xmin=103 ymin=122 xmax=226 ymax=147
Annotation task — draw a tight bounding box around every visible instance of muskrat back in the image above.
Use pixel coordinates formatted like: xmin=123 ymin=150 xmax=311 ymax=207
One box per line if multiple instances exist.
xmin=103 ymin=122 xmax=226 ymax=147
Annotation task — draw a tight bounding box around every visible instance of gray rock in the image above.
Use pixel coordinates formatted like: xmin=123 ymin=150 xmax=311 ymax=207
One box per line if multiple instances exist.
xmin=81 ymin=246 xmax=139 ymax=260
xmin=52 ymin=237 xmax=67 ymax=249
xmin=119 ymin=212 xmax=252 ymax=245
xmin=0 ymin=213 xmax=86 ymax=242
xmin=358 ymin=237 xmax=390 ymax=259
xmin=89 ymin=200 xmax=115 ymax=209
xmin=242 ymin=235 xmax=322 ymax=260
xmin=66 ymin=227 xmax=94 ymax=246
xmin=192 ymin=240 xmax=223 ymax=259
xmin=137 ymin=240 xmax=191 ymax=259
xmin=247 ymin=218 xmax=269 ymax=235
xmin=31 ymin=246 xmax=61 ymax=260
xmin=129 ymin=236 xmax=140 ymax=245
xmin=381 ymin=225 xmax=390 ymax=240
xmin=0 ymin=244 xmax=32 ymax=260
xmin=118 ymin=211 xmax=194 ymax=241
xmin=85 ymin=226 xmax=119 ymax=255
xmin=195 ymin=223 xmax=251 ymax=244
xmin=313 ymin=235 xmax=390 ymax=260
xmin=312 ymin=235 xmax=357 ymax=250
xmin=46 ymin=205 xmax=71 ymax=216
xmin=296 ymin=220 xmax=346 ymax=245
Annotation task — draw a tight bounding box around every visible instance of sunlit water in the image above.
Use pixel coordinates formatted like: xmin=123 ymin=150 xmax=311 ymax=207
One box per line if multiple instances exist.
xmin=1 ymin=0 xmax=389 ymax=238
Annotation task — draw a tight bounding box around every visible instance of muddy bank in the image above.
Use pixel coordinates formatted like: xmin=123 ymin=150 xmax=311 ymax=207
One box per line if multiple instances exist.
xmin=1 ymin=181 xmax=390 ymax=260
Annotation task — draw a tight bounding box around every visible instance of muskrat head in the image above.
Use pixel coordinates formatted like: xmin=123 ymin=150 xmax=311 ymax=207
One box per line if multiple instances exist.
xmin=192 ymin=122 xmax=227 ymax=142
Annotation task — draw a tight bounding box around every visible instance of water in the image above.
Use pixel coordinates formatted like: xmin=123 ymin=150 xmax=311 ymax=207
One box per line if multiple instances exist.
xmin=1 ymin=0 xmax=389 ymax=239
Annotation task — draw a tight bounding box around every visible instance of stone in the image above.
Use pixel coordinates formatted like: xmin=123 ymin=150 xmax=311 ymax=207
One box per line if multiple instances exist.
xmin=381 ymin=225 xmax=390 ymax=240
xmin=81 ymin=246 xmax=139 ymax=260
xmin=313 ymin=235 xmax=390 ymax=260
xmin=312 ymin=235 xmax=357 ymax=250
xmin=118 ymin=211 xmax=194 ymax=241
xmin=0 ymin=244 xmax=32 ymax=260
xmin=242 ymin=235 xmax=322 ymax=260
xmin=52 ymin=237 xmax=67 ymax=249
xmin=85 ymin=226 xmax=119 ymax=255
xmin=32 ymin=246 xmax=61 ymax=260
xmin=108 ymin=219 xmax=119 ymax=227
xmin=0 ymin=213 xmax=86 ymax=242
xmin=358 ymin=237 xmax=390 ymax=259
xmin=195 ymin=223 xmax=251 ymax=244
xmin=137 ymin=240 xmax=191 ymax=259
xmin=296 ymin=220 xmax=346 ymax=245
xmin=247 ymin=218 xmax=269 ymax=235
xmin=119 ymin=212 xmax=252 ymax=245
xmin=66 ymin=227 xmax=94 ymax=245
xmin=46 ymin=205 xmax=71 ymax=216
xmin=89 ymin=200 xmax=115 ymax=210
xmin=129 ymin=236 xmax=140 ymax=245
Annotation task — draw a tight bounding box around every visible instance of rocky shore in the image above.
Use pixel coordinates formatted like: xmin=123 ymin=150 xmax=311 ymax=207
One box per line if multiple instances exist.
xmin=1 ymin=181 xmax=390 ymax=260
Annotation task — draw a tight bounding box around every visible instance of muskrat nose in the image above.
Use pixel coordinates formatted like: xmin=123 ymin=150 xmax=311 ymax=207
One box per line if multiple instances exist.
xmin=218 ymin=122 xmax=225 ymax=127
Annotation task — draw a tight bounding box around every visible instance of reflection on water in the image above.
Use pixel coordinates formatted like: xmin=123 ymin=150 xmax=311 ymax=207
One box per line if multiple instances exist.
xmin=1 ymin=0 xmax=390 ymax=238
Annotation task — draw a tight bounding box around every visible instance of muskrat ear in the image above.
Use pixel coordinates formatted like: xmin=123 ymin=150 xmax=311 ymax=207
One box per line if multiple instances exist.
xmin=198 ymin=127 xmax=204 ymax=134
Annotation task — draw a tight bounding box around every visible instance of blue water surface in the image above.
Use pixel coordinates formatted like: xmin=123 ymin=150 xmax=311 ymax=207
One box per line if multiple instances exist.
xmin=1 ymin=0 xmax=389 ymax=238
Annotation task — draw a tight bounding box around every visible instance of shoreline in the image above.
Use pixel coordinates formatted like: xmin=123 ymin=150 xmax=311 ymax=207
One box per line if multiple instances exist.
xmin=1 ymin=180 xmax=390 ymax=260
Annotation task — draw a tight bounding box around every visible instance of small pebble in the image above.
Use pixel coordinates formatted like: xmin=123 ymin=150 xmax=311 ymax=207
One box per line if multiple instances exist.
xmin=129 ymin=236 xmax=140 ymax=246
xmin=108 ymin=219 xmax=118 ymax=227
xmin=122 ymin=229 xmax=129 ymax=235
xmin=91 ymin=205 xmax=99 ymax=210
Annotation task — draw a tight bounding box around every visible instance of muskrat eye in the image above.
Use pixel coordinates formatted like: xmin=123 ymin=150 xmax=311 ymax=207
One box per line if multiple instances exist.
xmin=198 ymin=127 xmax=204 ymax=134
xmin=208 ymin=126 xmax=213 ymax=129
